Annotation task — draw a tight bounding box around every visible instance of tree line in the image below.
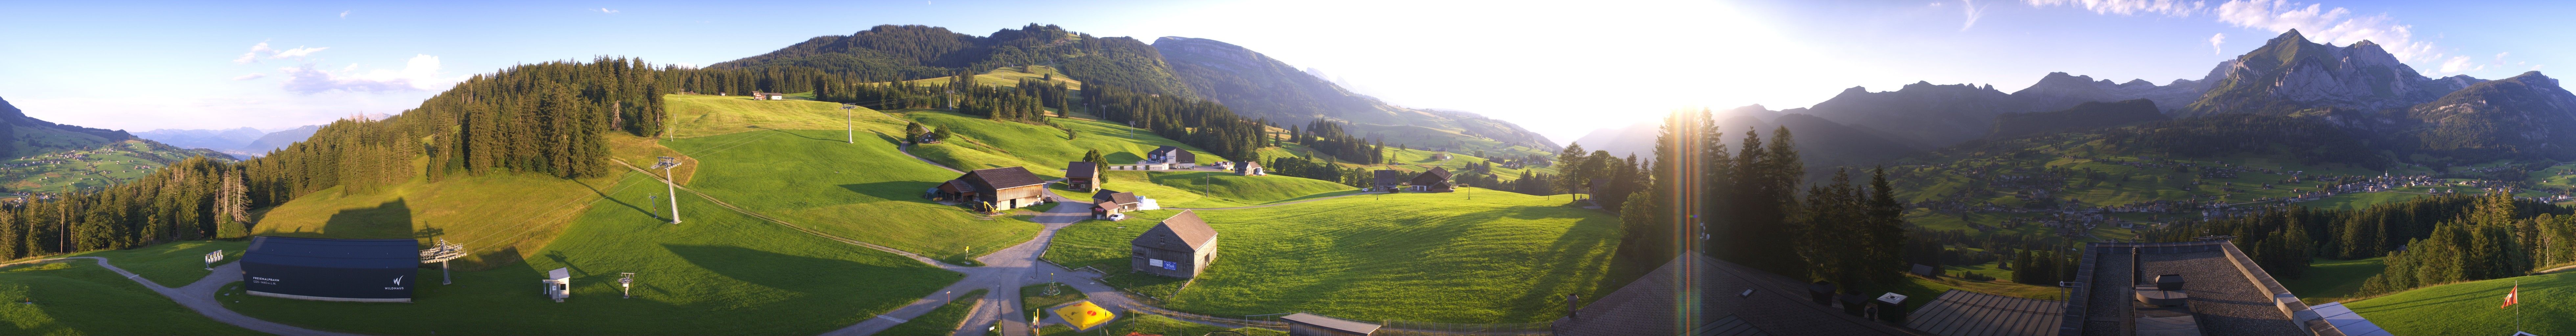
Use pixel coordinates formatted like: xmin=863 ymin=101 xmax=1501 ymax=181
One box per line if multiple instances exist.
xmin=1081 ymin=84 xmax=1264 ymax=162
xmin=1286 ymin=120 xmax=1384 ymax=165
xmin=1613 ymin=110 xmax=1912 ymax=293
xmin=2144 ymin=193 xmax=2573 ymax=294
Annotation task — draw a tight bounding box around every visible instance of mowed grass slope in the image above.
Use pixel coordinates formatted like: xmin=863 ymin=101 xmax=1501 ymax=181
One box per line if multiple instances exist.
xmin=662 ymin=93 xmax=907 ymax=138
xmin=250 ymin=167 xmax=626 ymax=270
xmin=902 ymin=110 xmax=1220 ymax=178
xmin=223 ymin=173 xmax=959 ymax=335
xmin=0 ymin=261 xmax=263 ymax=336
xmin=49 ymin=240 xmax=246 ymax=287
xmin=2281 ymin=258 xmax=2385 ymax=303
xmin=2345 ymin=272 xmax=2576 ymax=336
xmin=664 ymin=129 xmax=1041 ymax=261
xmin=1076 ymin=170 xmax=1357 ymax=209
xmin=1045 ymin=188 xmax=1624 ymax=323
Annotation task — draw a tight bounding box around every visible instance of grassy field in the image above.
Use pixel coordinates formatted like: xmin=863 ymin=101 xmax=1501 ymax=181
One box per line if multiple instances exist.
xmin=2282 ymin=258 xmax=2386 ymax=303
xmin=2345 ymin=272 xmax=2576 ymax=336
xmin=904 ymin=66 xmax=1085 ymax=90
xmin=1084 ymin=170 xmax=1358 ymax=208
xmin=1044 ymin=188 xmax=1623 ymax=323
xmin=1102 ymin=313 xmax=1286 ymax=336
xmin=249 ymin=170 xmax=621 ymax=270
xmin=45 ymin=240 xmax=247 ymax=287
xmin=221 ymin=172 xmax=961 ymax=335
xmin=1022 ymin=283 xmax=1086 ymax=319
xmin=661 ymin=93 xmax=907 ymax=139
xmin=882 ymin=289 xmax=987 ymax=336
xmin=664 ymin=129 xmax=1041 ymax=262
xmin=0 ymin=260 xmax=264 ymax=336
xmin=901 ymin=110 xmax=1222 ymax=177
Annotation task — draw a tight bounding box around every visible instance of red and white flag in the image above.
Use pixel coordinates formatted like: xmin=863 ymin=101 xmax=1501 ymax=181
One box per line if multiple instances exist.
xmin=2502 ymin=284 xmax=2519 ymax=308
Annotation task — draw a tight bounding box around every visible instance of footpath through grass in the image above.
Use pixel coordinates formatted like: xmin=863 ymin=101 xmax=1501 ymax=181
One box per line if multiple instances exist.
xmin=220 ymin=173 xmax=961 ymax=335
xmin=0 ymin=260 xmax=263 ymax=336
xmin=2345 ymin=272 xmax=2576 ymax=336
xmin=883 ymin=289 xmax=988 ymax=336
xmin=1045 ymin=188 xmax=1624 ymax=323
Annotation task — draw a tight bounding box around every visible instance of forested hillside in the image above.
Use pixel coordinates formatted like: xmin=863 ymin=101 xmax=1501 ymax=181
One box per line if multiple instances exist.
xmin=710 ymin=24 xmax=1197 ymax=98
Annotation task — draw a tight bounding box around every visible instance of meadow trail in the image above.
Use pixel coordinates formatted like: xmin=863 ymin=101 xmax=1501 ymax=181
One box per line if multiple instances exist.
xmin=0 ymin=257 xmax=365 ymax=336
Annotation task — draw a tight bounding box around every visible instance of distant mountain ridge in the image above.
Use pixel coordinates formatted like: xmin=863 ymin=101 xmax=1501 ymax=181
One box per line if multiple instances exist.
xmin=2182 ymin=30 xmax=2482 ymax=116
xmin=137 ymin=125 xmax=319 ymax=157
xmin=1152 ymin=36 xmax=1559 ymax=153
xmin=0 ymin=96 xmax=148 ymax=158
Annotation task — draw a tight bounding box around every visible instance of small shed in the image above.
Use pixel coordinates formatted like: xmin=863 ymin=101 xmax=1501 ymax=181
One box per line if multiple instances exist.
xmin=1410 ymin=167 xmax=1455 ymax=192
xmin=1131 ymin=210 xmax=1218 ymax=278
xmin=1372 ymin=170 xmax=1405 ymax=191
xmin=1066 ymin=161 xmax=1102 ymax=192
xmin=542 ymin=267 xmax=571 ymax=302
xmin=1281 ymin=312 xmax=1381 ymax=336
xmin=1235 ymin=161 xmax=1265 ymax=176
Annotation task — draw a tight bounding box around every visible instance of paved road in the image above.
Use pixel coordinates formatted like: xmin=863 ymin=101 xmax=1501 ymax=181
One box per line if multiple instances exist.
xmin=823 ymin=200 xmax=1093 ymax=336
xmin=0 ymin=257 xmax=365 ymax=336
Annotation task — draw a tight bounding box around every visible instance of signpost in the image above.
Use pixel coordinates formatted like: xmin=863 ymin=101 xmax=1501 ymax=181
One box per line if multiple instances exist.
xmin=203 ymin=250 xmax=223 ymax=270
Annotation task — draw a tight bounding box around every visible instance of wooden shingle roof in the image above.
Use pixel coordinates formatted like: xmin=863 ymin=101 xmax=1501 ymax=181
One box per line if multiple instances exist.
xmin=1902 ymin=289 xmax=2064 ymax=336
xmin=1092 ymin=190 xmax=1139 ymax=205
xmin=958 ymin=167 xmax=1045 ymax=190
xmin=1133 ymin=210 xmax=1215 ymax=252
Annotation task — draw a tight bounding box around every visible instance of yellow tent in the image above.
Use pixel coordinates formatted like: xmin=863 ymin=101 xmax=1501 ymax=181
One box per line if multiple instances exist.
xmin=1053 ymin=300 xmax=1116 ymax=331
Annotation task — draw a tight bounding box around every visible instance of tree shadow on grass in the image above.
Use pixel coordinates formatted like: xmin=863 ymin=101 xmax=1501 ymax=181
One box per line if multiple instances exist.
xmin=659 ymin=243 xmax=953 ymax=295
xmin=311 ymin=199 xmax=412 ymax=239
xmin=841 ymin=181 xmax=944 ymax=203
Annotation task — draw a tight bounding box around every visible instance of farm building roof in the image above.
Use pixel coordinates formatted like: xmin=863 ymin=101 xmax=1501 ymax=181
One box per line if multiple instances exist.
xmin=1551 ymin=254 xmax=1917 ymax=336
xmin=242 ymin=236 xmax=420 ymax=269
xmin=1421 ymin=166 xmax=1453 ymax=180
xmin=1066 ymin=161 xmax=1099 ymax=178
xmin=1134 ymin=210 xmax=1215 ymax=252
xmin=957 ymin=167 xmax=1044 ymax=190
xmin=1280 ymin=313 xmax=1382 ymax=335
xmin=1903 ymin=289 xmax=2063 ymax=336
xmin=1092 ymin=190 xmax=1139 ymax=205
xmin=1374 ymin=170 xmax=1404 ymax=183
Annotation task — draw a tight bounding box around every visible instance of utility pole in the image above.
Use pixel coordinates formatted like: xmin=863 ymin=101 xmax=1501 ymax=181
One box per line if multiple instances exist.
xmin=842 ymin=104 xmax=857 ymax=144
xmin=654 ymin=157 xmax=684 ymax=224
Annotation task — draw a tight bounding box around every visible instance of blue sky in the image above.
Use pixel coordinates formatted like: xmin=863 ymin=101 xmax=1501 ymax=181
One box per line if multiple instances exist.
xmin=2 ymin=0 xmax=2570 ymax=143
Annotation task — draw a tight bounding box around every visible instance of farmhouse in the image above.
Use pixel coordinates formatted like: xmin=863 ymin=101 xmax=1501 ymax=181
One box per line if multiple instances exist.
xmin=937 ymin=167 xmax=1048 ymax=210
xmin=1145 ymin=146 xmax=1197 ymax=168
xmin=1372 ymin=170 xmax=1405 ymax=191
xmin=1234 ymin=161 xmax=1265 ymax=176
xmin=1410 ymin=167 xmax=1455 ymax=192
xmin=1131 ymin=210 xmax=1218 ymax=278
xmin=1092 ymin=190 xmax=1142 ymax=219
xmin=239 ymin=236 xmax=421 ymax=303
xmin=1430 ymin=148 xmax=1451 ymax=160
xmin=751 ymin=92 xmax=787 ymax=100
xmin=1066 ymin=161 xmax=1101 ymax=192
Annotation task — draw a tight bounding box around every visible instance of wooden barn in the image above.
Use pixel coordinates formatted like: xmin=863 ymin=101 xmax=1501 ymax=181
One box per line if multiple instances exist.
xmin=1131 ymin=210 xmax=1218 ymax=278
xmin=1065 ymin=161 xmax=1101 ymax=192
xmin=1372 ymin=170 xmax=1405 ymax=192
xmin=1410 ymin=167 xmax=1455 ymax=192
xmin=937 ymin=167 xmax=1048 ymax=210
xmin=1146 ymin=146 xmax=1197 ymax=167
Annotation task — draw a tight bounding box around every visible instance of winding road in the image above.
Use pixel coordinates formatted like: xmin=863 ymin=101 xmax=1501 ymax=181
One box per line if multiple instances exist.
xmin=0 ymin=257 xmax=362 ymax=336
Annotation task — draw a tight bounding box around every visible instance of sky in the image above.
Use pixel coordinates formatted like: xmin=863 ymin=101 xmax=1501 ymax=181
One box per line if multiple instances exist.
xmin=3 ymin=0 xmax=2571 ymax=143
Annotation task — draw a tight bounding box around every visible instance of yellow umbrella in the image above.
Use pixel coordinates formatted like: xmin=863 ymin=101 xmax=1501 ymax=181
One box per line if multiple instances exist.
xmin=1053 ymin=300 xmax=1116 ymax=331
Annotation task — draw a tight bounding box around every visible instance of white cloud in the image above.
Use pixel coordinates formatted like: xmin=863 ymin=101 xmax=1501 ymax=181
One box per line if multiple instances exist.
xmin=594 ymin=8 xmax=618 ymax=14
xmin=2494 ymin=52 xmax=2510 ymax=67
xmin=2437 ymin=55 xmax=2481 ymax=74
xmin=271 ymin=46 xmax=329 ymax=59
xmin=2029 ymin=0 xmax=2450 ymax=64
xmin=277 ymin=54 xmax=465 ymax=94
xmin=338 ymin=10 xmax=349 ymax=18
xmin=2020 ymin=0 xmax=2208 ymax=16
xmin=232 ymin=42 xmax=273 ymax=64
xmin=2208 ymin=33 xmax=2226 ymax=55
xmin=1959 ymin=0 xmax=1988 ymax=31
xmin=231 ymin=73 xmax=267 ymax=80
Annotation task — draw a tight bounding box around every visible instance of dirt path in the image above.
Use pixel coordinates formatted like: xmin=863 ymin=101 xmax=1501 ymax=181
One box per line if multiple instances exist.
xmin=1164 ymin=190 xmax=1386 ymax=210
xmin=0 ymin=257 xmax=366 ymax=336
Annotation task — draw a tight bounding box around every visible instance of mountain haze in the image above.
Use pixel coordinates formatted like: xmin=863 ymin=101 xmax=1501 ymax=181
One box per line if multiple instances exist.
xmin=1152 ymin=36 xmax=1558 ymax=153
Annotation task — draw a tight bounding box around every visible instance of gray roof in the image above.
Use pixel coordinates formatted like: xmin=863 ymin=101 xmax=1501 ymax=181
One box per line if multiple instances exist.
xmin=1374 ymin=170 xmax=1404 ymax=183
xmin=1552 ymin=254 xmax=1917 ymax=336
xmin=1092 ymin=190 xmax=1138 ymax=205
xmin=1904 ymin=290 xmax=2064 ymax=336
xmin=1280 ymin=313 xmax=1381 ymax=334
xmin=1133 ymin=210 xmax=1216 ymax=252
xmin=958 ymin=166 xmax=1044 ymax=190
xmin=1067 ymin=161 xmax=1099 ymax=178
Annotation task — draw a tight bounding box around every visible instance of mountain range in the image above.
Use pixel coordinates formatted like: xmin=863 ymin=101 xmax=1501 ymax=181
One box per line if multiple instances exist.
xmin=1577 ymin=29 xmax=2576 ymax=167
xmin=135 ymin=125 xmax=319 ymax=158
xmin=712 ymin=24 xmax=1560 ymax=156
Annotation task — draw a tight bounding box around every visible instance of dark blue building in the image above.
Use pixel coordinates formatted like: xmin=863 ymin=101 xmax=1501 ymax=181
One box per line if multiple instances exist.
xmin=241 ymin=236 xmax=420 ymax=303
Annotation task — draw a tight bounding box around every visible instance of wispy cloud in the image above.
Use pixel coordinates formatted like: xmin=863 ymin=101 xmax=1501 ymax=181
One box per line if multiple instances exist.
xmin=338 ymin=10 xmax=349 ymax=18
xmin=594 ymin=8 xmax=618 ymax=14
xmin=2024 ymin=0 xmax=2451 ymax=64
xmin=2208 ymin=33 xmax=2226 ymax=55
xmin=2020 ymin=0 xmax=2208 ymax=16
xmin=2438 ymin=55 xmax=2481 ymax=74
xmin=277 ymin=54 xmax=465 ymax=94
xmin=1959 ymin=0 xmax=1989 ymax=31
xmin=232 ymin=41 xmax=328 ymax=64
xmin=231 ymin=73 xmax=267 ymax=80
